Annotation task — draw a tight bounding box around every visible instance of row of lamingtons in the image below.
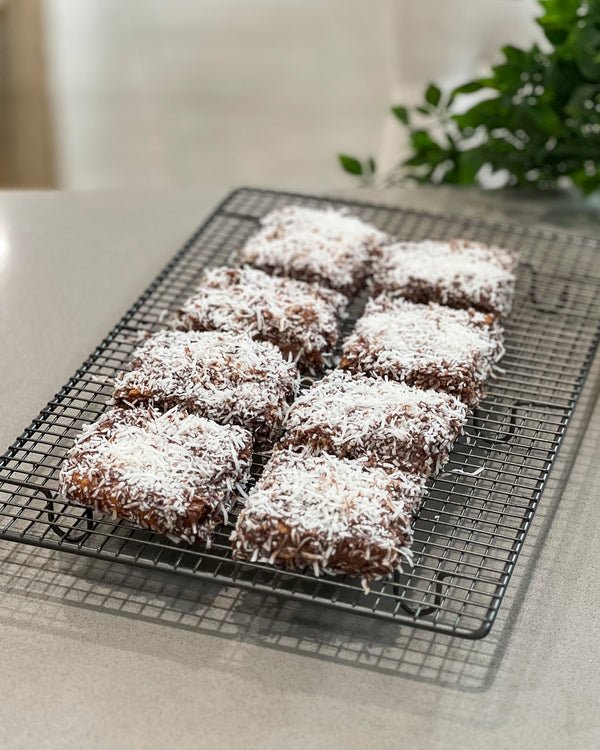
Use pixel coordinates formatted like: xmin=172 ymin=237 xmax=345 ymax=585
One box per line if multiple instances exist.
xmin=59 ymin=204 xmax=518 ymax=588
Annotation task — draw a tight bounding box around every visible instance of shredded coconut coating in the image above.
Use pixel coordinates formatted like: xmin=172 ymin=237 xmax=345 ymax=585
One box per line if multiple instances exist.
xmin=239 ymin=204 xmax=389 ymax=296
xmin=113 ymin=330 xmax=300 ymax=440
xmin=174 ymin=265 xmax=348 ymax=372
xmin=232 ymin=449 xmax=425 ymax=581
xmin=281 ymin=370 xmax=468 ymax=475
xmin=340 ymin=296 xmax=503 ymax=408
xmin=372 ymin=238 xmax=519 ymax=317
xmin=58 ymin=407 xmax=253 ymax=544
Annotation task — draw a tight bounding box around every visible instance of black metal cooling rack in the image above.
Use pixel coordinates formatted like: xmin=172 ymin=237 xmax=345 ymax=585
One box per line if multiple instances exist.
xmin=2 ymin=187 xmax=600 ymax=640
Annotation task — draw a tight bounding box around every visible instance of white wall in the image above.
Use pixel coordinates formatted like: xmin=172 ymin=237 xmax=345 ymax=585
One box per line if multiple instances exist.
xmin=43 ymin=0 xmax=392 ymax=191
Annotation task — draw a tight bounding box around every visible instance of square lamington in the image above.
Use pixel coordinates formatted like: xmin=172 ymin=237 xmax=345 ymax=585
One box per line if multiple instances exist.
xmin=232 ymin=449 xmax=425 ymax=582
xmin=174 ymin=266 xmax=347 ymax=372
xmin=340 ymin=296 xmax=502 ymax=408
xmin=372 ymin=238 xmax=519 ymax=317
xmin=239 ymin=204 xmax=389 ymax=296
xmin=58 ymin=406 xmax=253 ymax=544
xmin=113 ymin=330 xmax=299 ymax=440
xmin=281 ymin=370 xmax=468 ymax=475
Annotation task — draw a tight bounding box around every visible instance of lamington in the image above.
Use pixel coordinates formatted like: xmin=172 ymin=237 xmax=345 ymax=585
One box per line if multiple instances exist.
xmin=113 ymin=330 xmax=299 ymax=440
xmin=238 ymin=204 xmax=389 ymax=296
xmin=174 ymin=265 xmax=348 ymax=372
xmin=231 ymin=449 xmax=425 ymax=582
xmin=281 ymin=370 xmax=468 ymax=475
xmin=58 ymin=406 xmax=253 ymax=544
xmin=372 ymin=238 xmax=519 ymax=317
xmin=340 ymin=296 xmax=502 ymax=408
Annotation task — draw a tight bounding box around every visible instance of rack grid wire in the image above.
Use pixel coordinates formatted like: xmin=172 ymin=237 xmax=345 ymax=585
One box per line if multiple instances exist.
xmin=2 ymin=187 xmax=600 ymax=640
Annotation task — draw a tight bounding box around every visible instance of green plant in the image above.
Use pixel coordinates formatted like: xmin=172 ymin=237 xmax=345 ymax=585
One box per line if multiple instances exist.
xmin=339 ymin=0 xmax=600 ymax=194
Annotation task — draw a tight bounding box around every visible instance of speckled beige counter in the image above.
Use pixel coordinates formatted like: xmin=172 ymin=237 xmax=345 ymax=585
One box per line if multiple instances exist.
xmin=1 ymin=188 xmax=599 ymax=750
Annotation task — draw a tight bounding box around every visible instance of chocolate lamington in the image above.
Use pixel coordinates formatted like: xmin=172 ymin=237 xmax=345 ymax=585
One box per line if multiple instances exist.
xmin=113 ymin=330 xmax=299 ymax=440
xmin=174 ymin=266 xmax=348 ymax=372
xmin=281 ymin=370 xmax=468 ymax=475
xmin=232 ymin=449 xmax=425 ymax=582
xmin=372 ymin=238 xmax=519 ymax=317
xmin=239 ymin=204 xmax=389 ymax=296
xmin=58 ymin=407 xmax=253 ymax=544
xmin=340 ymin=296 xmax=502 ymax=408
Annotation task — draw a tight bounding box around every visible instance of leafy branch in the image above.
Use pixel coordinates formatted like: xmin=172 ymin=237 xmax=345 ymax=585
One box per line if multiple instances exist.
xmin=339 ymin=0 xmax=600 ymax=194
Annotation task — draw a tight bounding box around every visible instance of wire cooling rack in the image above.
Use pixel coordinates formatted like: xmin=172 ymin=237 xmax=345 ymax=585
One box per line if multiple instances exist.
xmin=2 ymin=188 xmax=600 ymax=640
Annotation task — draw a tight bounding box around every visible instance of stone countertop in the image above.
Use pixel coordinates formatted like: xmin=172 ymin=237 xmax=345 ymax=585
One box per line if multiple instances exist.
xmin=0 ymin=187 xmax=599 ymax=750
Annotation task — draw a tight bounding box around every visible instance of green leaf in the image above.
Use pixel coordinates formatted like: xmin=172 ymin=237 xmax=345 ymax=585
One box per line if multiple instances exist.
xmin=522 ymin=103 xmax=563 ymax=135
xmin=546 ymin=60 xmax=585 ymax=107
xmin=425 ymin=84 xmax=441 ymax=107
xmin=410 ymin=130 xmax=438 ymax=151
xmin=453 ymin=81 xmax=485 ymax=95
xmin=537 ymin=0 xmax=581 ymax=35
xmin=338 ymin=154 xmax=363 ymax=175
xmin=391 ymin=106 xmax=409 ymax=125
xmin=456 ymin=150 xmax=485 ymax=183
xmin=439 ymin=161 xmax=461 ymax=184
xmin=366 ymin=157 xmax=376 ymax=175
xmin=545 ymin=28 xmax=570 ymax=46
xmin=485 ymin=64 xmax=523 ymax=92
xmin=537 ymin=0 xmax=580 ymax=47
xmin=448 ymin=80 xmax=486 ymax=107
xmin=570 ymin=169 xmax=600 ymax=194
xmin=416 ymin=106 xmax=431 ymax=116
xmin=501 ymin=45 xmax=529 ymax=66
xmin=565 ymin=84 xmax=600 ymax=118
xmin=453 ymin=96 xmax=503 ymax=129
xmin=573 ymin=24 xmax=600 ymax=81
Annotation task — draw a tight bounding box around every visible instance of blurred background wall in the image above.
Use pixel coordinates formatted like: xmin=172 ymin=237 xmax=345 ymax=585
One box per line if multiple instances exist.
xmin=0 ymin=0 xmax=541 ymax=191
xmin=0 ymin=0 xmax=391 ymax=191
